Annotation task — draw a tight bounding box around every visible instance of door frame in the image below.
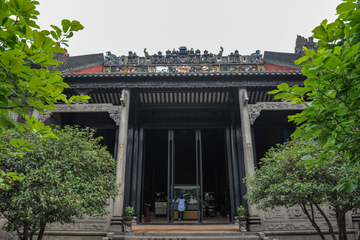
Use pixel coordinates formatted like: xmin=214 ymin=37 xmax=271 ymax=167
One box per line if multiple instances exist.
xmin=134 ymin=126 xmax=238 ymax=224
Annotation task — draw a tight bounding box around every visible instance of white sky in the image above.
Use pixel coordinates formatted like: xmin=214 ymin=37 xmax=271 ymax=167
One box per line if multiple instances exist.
xmin=37 ymin=0 xmax=342 ymax=57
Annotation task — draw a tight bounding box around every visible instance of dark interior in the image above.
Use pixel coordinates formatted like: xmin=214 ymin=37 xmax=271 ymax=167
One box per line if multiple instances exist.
xmin=253 ymin=110 xmax=299 ymax=165
xmin=143 ymin=128 xmax=228 ymax=221
xmin=53 ymin=112 xmax=117 ymax=156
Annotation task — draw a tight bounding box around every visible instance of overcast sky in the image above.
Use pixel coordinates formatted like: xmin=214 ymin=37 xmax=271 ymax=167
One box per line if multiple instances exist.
xmin=37 ymin=0 xmax=342 ymax=57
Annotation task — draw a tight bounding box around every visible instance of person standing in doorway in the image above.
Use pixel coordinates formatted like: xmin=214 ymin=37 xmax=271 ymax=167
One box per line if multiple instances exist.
xmin=177 ymin=195 xmax=185 ymax=222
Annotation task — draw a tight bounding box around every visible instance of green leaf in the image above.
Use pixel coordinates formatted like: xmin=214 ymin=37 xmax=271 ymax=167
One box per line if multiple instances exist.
xmin=320 ymin=19 xmax=328 ymax=30
xmin=344 ymin=180 xmax=357 ymax=193
xmin=61 ymin=19 xmax=71 ymax=32
xmin=50 ymin=24 xmax=62 ymax=34
xmin=294 ymin=55 xmax=310 ymax=65
xmin=301 ymin=154 xmax=313 ymax=161
xmin=334 ymin=46 xmax=342 ymax=56
xmin=10 ymin=138 xmax=32 ymax=148
xmin=66 ymin=31 xmax=73 ymax=39
xmin=292 ymin=129 xmax=304 ymax=139
xmin=344 ymin=50 xmax=357 ymax=62
xmin=277 ymin=83 xmax=290 ymax=92
xmin=274 ymin=92 xmax=291 ymax=100
xmin=337 ymin=2 xmax=357 ymax=14
xmin=312 ymin=25 xmax=327 ymax=39
xmin=337 ymin=107 xmax=348 ymax=116
xmin=33 ymin=31 xmax=45 ymax=49
xmin=69 ymin=20 xmax=84 ymax=31
xmin=50 ymin=30 xmax=59 ymax=40
xmin=29 ymin=78 xmax=46 ymax=87
xmin=0 ymin=116 xmax=16 ymax=130
xmin=305 ymin=49 xmax=316 ymax=58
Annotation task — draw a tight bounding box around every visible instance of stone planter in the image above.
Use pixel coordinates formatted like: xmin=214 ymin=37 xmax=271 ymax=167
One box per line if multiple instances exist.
xmin=235 ymin=216 xmax=247 ymax=232
xmin=122 ymin=216 xmax=133 ymax=232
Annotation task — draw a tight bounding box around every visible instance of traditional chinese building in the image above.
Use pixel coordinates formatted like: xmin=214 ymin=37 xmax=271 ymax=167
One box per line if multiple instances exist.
xmin=2 ymin=40 xmax=358 ymax=240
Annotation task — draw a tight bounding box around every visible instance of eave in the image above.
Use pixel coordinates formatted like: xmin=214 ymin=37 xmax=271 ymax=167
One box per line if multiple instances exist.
xmin=63 ymin=71 xmax=305 ymax=89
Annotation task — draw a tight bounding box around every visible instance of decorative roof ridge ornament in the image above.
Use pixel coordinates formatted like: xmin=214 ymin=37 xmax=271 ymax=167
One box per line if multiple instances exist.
xmin=103 ymin=47 xmax=265 ymax=73
xmin=218 ymin=46 xmax=224 ymax=57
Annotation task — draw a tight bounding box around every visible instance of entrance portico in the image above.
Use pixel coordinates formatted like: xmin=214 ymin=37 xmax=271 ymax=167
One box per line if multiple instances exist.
xmin=35 ymin=70 xmax=305 ymax=231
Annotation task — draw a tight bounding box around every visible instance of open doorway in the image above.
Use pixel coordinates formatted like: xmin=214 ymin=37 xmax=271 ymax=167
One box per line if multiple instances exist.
xmin=142 ymin=128 xmax=229 ymax=224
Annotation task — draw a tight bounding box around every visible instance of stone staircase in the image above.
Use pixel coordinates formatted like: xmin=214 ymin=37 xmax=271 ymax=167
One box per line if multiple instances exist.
xmin=112 ymin=231 xmax=261 ymax=240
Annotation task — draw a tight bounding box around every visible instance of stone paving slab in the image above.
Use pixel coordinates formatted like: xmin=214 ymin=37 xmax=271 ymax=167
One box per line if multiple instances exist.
xmin=132 ymin=224 xmax=239 ymax=232
xmin=114 ymin=226 xmax=261 ymax=240
xmin=115 ymin=236 xmax=260 ymax=240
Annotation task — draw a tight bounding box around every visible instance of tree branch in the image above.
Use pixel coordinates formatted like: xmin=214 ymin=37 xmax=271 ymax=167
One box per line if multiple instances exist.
xmin=1 ymin=211 xmax=23 ymax=240
xmin=314 ymin=203 xmax=337 ymax=240
xmin=300 ymin=203 xmax=327 ymax=240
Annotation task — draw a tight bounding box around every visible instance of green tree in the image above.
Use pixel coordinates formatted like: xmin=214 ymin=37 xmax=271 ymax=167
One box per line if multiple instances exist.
xmin=0 ymin=0 xmax=89 ymax=188
xmin=270 ymin=0 xmax=360 ymax=191
xmin=245 ymin=138 xmax=360 ymax=240
xmin=0 ymin=126 xmax=120 ymax=240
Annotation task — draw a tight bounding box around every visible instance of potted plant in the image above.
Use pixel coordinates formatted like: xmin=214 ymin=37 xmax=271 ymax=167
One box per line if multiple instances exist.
xmin=237 ymin=205 xmax=247 ymax=220
xmin=124 ymin=206 xmax=134 ymax=221
xmin=123 ymin=206 xmax=134 ymax=232
xmin=236 ymin=205 xmax=247 ymax=232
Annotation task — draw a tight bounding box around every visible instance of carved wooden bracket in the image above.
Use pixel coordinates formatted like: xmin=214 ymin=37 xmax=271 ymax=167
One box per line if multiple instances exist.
xmin=248 ymin=102 xmax=306 ymax=125
xmin=38 ymin=103 xmax=122 ymax=125
xmin=120 ymin=89 xmax=129 ymax=107
xmin=73 ymin=88 xmax=93 ymax=95
xmin=73 ymin=88 xmax=94 ymax=104
xmin=242 ymin=91 xmax=249 ymax=106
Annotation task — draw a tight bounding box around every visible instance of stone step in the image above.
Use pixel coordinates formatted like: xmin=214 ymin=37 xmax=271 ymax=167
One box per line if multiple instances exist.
xmin=114 ymin=231 xmax=261 ymax=240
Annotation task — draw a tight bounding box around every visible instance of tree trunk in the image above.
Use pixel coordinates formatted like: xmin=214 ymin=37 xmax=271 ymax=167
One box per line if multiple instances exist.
xmin=37 ymin=224 xmax=46 ymax=240
xmin=315 ymin=203 xmax=337 ymax=240
xmin=337 ymin=212 xmax=343 ymax=240
xmin=340 ymin=212 xmax=348 ymax=240
xmin=301 ymin=203 xmax=327 ymax=240
xmin=23 ymin=227 xmax=29 ymax=240
xmin=336 ymin=212 xmax=349 ymax=240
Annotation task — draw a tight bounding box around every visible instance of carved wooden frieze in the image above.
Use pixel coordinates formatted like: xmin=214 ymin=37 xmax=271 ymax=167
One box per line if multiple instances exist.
xmin=38 ymin=104 xmax=121 ymax=125
xmin=51 ymin=104 xmax=120 ymax=114
xmin=67 ymin=79 xmax=305 ymax=89
xmin=248 ymin=102 xmax=306 ymax=124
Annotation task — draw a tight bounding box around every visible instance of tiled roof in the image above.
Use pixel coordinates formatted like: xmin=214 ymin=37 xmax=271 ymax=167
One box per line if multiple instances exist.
xmin=57 ymin=53 xmax=104 ymax=73
xmin=63 ymin=71 xmax=303 ymax=78
xmin=263 ymin=51 xmax=302 ymax=69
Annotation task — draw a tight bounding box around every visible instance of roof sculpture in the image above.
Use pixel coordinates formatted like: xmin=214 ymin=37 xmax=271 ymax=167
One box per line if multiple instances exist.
xmin=103 ymin=47 xmax=265 ymax=73
xmin=294 ymin=35 xmax=318 ymax=55
xmin=54 ymin=35 xmax=315 ymax=74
